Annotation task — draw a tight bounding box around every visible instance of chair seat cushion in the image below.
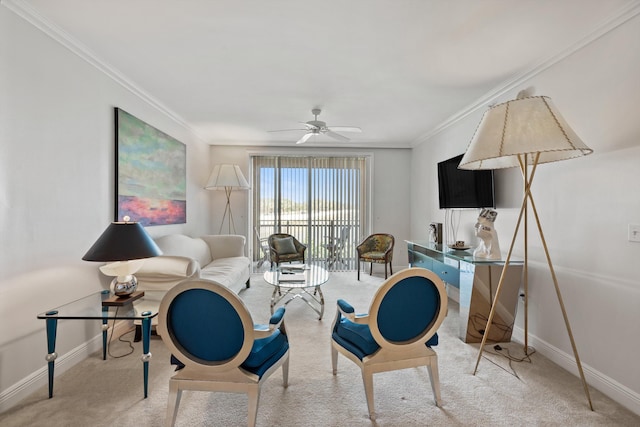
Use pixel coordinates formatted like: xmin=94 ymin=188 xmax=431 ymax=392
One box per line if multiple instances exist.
xmin=276 ymin=253 xmax=303 ymax=262
xmin=360 ymin=251 xmax=387 ymax=261
xmin=170 ymin=329 xmax=289 ymax=377
xmin=333 ymin=317 xmax=440 ymax=360
xmin=273 ymin=237 xmax=297 ymax=255
xmin=242 ymin=329 xmax=288 ymax=371
xmin=334 ymin=317 xmax=380 ymax=358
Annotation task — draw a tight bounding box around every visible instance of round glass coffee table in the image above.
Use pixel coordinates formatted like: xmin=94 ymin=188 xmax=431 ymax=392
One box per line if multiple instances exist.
xmin=263 ymin=265 xmax=329 ymax=320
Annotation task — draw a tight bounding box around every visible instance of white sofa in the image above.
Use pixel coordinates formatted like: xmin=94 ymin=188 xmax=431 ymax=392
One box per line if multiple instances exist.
xmin=132 ymin=234 xmax=251 ymax=337
xmin=135 ymin=234 xmax=251 ymax=294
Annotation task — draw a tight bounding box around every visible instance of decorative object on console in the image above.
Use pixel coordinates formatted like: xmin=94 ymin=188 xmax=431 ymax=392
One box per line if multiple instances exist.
xmin=83 ymin=216 xmax=162 ymax=297
xmin=206 ymin=164 xmax=250 ymax=234
xmin=115 ymin=107 xmax=186 ymax=226
xmin=473 ymin=208 xmax=501 ymax=259
xmin=459 ymin=91 xmax=594 ymax=409
xmin=448 ymin=240 xmax=470 ymax=250
xmin=429 ymin=222 xmax=443 ymax=245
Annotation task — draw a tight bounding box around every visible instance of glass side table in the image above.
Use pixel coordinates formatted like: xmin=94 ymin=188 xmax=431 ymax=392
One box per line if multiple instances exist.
xmin=36 ymin=290 xmax=162 ymax=398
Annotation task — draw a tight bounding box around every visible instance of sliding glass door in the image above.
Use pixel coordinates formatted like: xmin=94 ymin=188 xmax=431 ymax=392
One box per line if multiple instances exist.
xmin=251 ymin=155 xmax=369 ymax=270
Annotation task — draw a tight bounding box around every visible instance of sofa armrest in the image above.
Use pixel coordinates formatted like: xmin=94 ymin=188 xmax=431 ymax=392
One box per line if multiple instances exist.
xmin=138 ymin=256 xmax=200 ymax=277
xmin=135 ymin=256 xmax=200 ymax=291
xmin=200 ymin=235 xmax=246 ymax=260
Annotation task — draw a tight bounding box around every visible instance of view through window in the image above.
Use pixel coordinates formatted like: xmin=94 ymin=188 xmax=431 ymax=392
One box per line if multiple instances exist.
xmin=251 ymin=155 xmax=369 ymax=271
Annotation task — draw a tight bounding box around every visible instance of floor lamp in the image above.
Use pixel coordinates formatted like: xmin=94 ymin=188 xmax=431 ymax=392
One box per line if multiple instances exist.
xmin=459 ymin=92 xmax=594 ymax=410
xmin=205 ymin=164 xmax=250 ymax=234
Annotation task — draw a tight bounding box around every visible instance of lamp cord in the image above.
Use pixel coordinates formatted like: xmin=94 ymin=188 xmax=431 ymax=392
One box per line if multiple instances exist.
xmin=107 ymin=306 xmax=135 ymax=358
xmin=483 ymin=345 xmax=536 ymax=380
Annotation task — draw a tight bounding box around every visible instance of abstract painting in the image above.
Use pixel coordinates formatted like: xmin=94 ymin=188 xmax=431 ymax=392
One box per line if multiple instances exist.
xmin=115 ymin=108 xmax=186 ymax=226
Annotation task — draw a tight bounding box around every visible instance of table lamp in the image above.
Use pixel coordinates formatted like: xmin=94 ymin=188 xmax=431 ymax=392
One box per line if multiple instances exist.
xmin=82 ymin=216 xmax=162 ymax=296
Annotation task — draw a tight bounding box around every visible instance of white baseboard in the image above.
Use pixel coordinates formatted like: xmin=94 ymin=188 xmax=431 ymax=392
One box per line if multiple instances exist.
xmin=510 ymin=325 xmax=640 ymax=416
xmin=0 ymin=320 xmax=132 ymax=413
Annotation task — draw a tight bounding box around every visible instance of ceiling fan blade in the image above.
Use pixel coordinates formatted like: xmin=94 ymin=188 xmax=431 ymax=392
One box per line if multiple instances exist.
xmin=301 ymin=122 xmax=320 ymax=130
xmin=296 ymin=133 xmax=314 ymax=145
xmin=327 ymin=126 xmax=362 ymax=133
xmin=326 ymin=130 xmax=350 ymax=142
xmin=268 ymin=128 xmax=307 ymax=133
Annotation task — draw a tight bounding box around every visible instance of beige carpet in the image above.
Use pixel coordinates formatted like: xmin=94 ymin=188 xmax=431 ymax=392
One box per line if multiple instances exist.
xmin=1 ymin=271 xmax=638 ymax=427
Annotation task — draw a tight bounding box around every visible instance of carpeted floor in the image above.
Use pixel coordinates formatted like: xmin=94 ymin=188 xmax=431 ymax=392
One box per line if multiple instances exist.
xmin=1 ymin=271 xmax=639 ymax=426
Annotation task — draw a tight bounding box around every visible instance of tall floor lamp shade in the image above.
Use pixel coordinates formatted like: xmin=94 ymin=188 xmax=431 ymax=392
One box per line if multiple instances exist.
xmin=205 ymin=164 xmax=250 ymax=234
xmin=459 ymin=92 xmax=594 ymax=409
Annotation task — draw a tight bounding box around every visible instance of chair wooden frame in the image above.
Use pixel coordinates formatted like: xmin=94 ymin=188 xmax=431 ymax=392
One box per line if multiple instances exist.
xmin=331 ymin=268 xmax=448 ymax=420
xmin=157 ymin=279 xmax=290 ymax=427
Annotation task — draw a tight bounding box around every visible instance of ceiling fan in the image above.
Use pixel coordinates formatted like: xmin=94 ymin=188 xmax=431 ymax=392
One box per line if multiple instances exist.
xmin=269 ymin=108 xmax=362 ymax=145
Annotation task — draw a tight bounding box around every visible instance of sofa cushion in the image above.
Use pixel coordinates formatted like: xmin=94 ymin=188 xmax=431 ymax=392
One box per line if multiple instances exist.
xmin=272 ymin=236 xmax=297 ymax=255
xmin=201 ymin=256 xmax=250 ymax=292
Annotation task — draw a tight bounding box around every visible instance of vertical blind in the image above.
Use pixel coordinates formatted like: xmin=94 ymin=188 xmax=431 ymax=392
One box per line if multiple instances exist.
xmin=251 ymin=155 xmax=369 ymax=270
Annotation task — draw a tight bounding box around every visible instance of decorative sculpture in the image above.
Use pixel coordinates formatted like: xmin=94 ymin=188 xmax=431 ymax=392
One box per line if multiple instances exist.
xmin=473 ymin=209 xmax=501 ymax=259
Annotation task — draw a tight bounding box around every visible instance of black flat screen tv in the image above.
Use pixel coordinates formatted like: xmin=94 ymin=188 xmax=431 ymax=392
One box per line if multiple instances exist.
xmin=438 ymin=154 xmax=495 ymax=209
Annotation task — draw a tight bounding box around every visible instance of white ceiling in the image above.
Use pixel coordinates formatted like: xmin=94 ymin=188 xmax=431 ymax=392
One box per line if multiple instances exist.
xmin=8 ymin=0 xmax=638 ymax=148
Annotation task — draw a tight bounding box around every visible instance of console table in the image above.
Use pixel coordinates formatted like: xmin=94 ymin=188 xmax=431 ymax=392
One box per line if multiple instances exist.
xmin=406 ymin=240 xmax=523 ymax=343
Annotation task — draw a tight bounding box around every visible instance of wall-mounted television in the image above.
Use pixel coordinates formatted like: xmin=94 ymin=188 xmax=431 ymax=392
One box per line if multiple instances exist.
xmin=438 ymin=154 xmax=495 ymax=209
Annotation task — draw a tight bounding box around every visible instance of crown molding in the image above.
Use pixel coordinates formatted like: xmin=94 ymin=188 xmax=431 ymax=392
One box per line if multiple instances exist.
xmin=2 ymin=0 xmax=205 ymax=143
xmin=411 ymin=0 xmax=640 ymax=148
xmin=5 ymin=0 xmax=639 ymax=149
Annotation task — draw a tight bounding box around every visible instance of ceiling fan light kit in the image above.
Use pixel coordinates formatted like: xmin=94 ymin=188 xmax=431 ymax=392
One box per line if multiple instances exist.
xmin=269 ymin=108 xmax=362 ymax=145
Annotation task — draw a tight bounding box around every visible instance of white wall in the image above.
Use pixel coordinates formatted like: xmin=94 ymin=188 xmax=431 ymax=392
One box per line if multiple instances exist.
xmin=0 ymin=7 xmax=212 ymax=409
xmin=411 ymin=13 xmax=640 ymax=414
xmin=2 ymin=0 xmax=640 ymax=417
xmin=208 ymin=145 xmax=412 ymax=267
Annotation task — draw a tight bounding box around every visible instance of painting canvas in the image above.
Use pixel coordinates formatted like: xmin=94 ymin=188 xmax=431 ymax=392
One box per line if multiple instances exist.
xmin=115 ymin=108 xmax=186 ymax=226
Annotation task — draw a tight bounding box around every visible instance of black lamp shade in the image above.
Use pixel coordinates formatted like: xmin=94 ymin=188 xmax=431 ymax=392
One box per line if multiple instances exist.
xmin=82 ymin=222 xmax=162 ymax=262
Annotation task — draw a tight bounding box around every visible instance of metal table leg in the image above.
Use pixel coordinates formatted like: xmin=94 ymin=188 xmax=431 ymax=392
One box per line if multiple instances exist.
xmin=44 ymin=312 xmax=58 ymax=398
xmin=101 ymin=301 xmax=109 ymax=360
xmin=140 ymin=312 xmax=153 ymax=398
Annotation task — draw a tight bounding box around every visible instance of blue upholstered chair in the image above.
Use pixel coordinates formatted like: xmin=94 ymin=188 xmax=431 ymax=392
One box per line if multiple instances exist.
xmin=330 ymin=267 xmax=448 ymax=420
xmin=157 ymin=279 xmax=290 ymax=427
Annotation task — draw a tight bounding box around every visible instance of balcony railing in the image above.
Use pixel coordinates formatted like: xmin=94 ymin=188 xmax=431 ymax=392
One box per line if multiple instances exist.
xmin=255 ymin=220 xmax=360 ymax=271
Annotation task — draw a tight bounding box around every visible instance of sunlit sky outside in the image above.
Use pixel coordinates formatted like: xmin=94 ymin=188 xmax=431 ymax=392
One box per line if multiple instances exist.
xmin=260 ymin=167 xmax=360 ymax=204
